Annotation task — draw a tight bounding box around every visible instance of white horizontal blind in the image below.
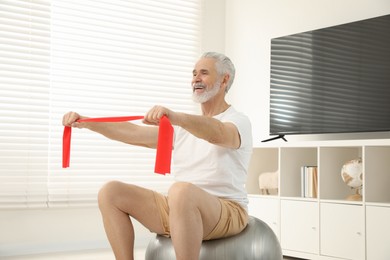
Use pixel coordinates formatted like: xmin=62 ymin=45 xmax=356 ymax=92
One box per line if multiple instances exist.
xmin=0 ymin=0 xmax=51 ymax=208
xmin=0 ymin=0 xmax=201 ymax=208
xmin=48 ymin=0 xmax=201 ymax=207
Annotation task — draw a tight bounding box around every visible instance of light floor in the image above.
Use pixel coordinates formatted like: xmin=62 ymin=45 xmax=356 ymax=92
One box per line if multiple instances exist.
xmin=2 ymin=248 xmax=301 ymax=260
xmin=2 ymin=249 xmax=117 ymax=260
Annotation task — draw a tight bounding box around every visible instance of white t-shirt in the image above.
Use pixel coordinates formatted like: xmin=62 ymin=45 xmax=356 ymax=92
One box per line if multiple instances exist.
xmin=172 ymin=106 xmax=253 ymax=210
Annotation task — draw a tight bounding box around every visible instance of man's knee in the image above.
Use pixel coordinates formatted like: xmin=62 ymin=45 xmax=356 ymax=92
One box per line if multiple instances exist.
xmin=98 ymin=180 xmax=124 ymax=208
xmin=168 ymin=182 xmax=198 ymax=208
xmin=168 ymin=182 xmax=195 ymax=197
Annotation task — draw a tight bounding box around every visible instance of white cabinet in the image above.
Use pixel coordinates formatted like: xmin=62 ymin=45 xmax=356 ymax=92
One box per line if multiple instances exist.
xmin=248 ymin=196 xmax=279 ymax=239
xmin=320 ymin=203 xmax=364 ymax=260
xmin=366 ymin=205 xmax=390 ymax=260
xmin=281 ymin=200 xmax=318 ymax=254
xmin=247 ymin=140 xmax=390 ymax=260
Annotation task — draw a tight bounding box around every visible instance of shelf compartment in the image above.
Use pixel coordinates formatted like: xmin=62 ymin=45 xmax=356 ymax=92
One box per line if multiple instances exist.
xmin=319 ymin=146 xmax=362 ymax=201
xmin=246 ymin=148 xmax=279 ymax=195
xmin=364 ymin=146 xmax=390 ymax=204
xmin=280 ymin=147 xmax=317 ymax=197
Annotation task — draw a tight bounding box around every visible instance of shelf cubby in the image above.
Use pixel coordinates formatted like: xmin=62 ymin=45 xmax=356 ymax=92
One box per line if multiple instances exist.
xmin=246 ymin=148 xmax=278 ymax=195
xmin=319 ymin=146 xmax=362 ymax=201
xmin=280 ymin=147 xmax=317 ymax=198
xmin=364 ymin=146 xmax=390 ymax=204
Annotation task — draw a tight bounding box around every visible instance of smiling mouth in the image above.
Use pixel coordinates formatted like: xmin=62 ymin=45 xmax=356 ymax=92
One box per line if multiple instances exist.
xmin=193 ymin=83 xmax=206 ymax=92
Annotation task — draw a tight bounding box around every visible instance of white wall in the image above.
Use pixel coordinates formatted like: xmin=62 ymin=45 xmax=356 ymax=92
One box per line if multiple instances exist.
xmin=200 ymin=0 xmax=226 ymax=54
xmin=2 ymin=0 xmax=390 ymax=257
xmin=225 ymin=0 xmax=390 ymax=146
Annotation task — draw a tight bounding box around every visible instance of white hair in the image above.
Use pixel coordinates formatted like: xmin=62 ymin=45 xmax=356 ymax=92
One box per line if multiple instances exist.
xmin=201 ymin=52 xmax=236 ymax=93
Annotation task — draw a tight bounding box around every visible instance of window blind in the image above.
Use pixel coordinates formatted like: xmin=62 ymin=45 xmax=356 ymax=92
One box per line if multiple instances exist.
xmin=0 ymin=0 xmax=201 ymax=208
xmin=0 ymin=0 xmax=51 ymax=208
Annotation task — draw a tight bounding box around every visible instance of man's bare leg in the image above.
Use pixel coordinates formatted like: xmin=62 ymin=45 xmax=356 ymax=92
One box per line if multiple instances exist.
xmin=98 ymin=181 xmax=165 ymax=260
xmin=168 ymin=182 xmax=222 ymax=260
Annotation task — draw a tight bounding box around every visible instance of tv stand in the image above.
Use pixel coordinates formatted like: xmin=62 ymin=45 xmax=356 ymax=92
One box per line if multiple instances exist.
xmin=261 ymin=135 xmax=287 ymax=142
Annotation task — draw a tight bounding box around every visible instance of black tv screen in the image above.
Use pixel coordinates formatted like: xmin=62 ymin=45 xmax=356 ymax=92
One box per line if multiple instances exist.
xmin=269 ymin=14 xmax=390 ymax=137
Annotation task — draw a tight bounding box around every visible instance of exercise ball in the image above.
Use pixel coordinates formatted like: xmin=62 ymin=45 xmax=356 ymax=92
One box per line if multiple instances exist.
xmin=145 ymin=216 xmax=282 ymax=260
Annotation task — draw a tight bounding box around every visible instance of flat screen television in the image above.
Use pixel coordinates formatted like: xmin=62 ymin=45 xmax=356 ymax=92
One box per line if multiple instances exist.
xmin=267 ymin=14 xmax=390 ymax=142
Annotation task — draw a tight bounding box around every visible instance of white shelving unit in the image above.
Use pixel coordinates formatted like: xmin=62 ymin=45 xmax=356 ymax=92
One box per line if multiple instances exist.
xmin=246 ymin=139 xmax=390 ymax=260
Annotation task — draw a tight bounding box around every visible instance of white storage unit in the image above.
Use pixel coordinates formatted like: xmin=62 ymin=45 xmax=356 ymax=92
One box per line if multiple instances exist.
xmin=246 ymin=139 xmax=390 ymax=260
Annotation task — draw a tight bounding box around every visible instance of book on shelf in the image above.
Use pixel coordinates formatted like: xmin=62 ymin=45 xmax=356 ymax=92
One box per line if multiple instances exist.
xmin=301 ymin=166 xmax=318 ymax=198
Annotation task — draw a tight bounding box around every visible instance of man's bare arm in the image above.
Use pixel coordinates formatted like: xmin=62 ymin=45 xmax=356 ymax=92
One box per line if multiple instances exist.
xmin=62 ymin=112 xmax=159 ymax=148
xmin=142 ymin=106 xmax=240 ymax=149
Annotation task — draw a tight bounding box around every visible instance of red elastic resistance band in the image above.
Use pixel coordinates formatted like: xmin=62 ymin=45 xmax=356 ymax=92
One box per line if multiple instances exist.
xmin=62 ymin=115 xmax=173 ymax=175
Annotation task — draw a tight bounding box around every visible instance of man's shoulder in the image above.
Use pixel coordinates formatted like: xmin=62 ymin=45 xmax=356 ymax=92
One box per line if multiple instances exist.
xmin=220 ymin=106 xmax=251 ymax=125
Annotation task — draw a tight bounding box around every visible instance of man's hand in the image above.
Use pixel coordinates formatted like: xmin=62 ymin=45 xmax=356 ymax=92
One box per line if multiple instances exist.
xmin=62 ymin=111 xmax=87 ymax=128
xmin=143 ymin=105 xmax=176 ymax=126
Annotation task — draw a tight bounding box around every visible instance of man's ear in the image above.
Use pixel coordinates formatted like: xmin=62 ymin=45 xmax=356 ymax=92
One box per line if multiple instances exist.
xmin=221 ymin=73 xmax=230 ymax=90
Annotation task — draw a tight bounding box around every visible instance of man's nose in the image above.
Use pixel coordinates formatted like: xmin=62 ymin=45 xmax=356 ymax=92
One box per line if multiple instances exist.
xmin=193 ymin=74 xmax=201 ymax=83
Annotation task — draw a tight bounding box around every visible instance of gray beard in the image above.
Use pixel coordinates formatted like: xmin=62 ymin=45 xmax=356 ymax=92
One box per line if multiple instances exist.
xmin=192 ymin=82 xmax=221 ymax=103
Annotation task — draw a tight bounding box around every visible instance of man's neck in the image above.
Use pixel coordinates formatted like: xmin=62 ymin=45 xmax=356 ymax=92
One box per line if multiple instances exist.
xmin=201 ymin=99 xmax=230 ymax=117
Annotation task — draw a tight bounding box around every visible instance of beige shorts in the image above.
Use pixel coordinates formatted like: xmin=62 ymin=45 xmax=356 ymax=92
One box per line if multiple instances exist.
xmin=152 ymin=191 xmax=248 ymax=240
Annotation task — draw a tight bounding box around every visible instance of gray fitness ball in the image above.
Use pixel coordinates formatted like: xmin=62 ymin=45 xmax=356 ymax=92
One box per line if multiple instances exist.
xmin=145 ymin=216 xmax=283 ymax=260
